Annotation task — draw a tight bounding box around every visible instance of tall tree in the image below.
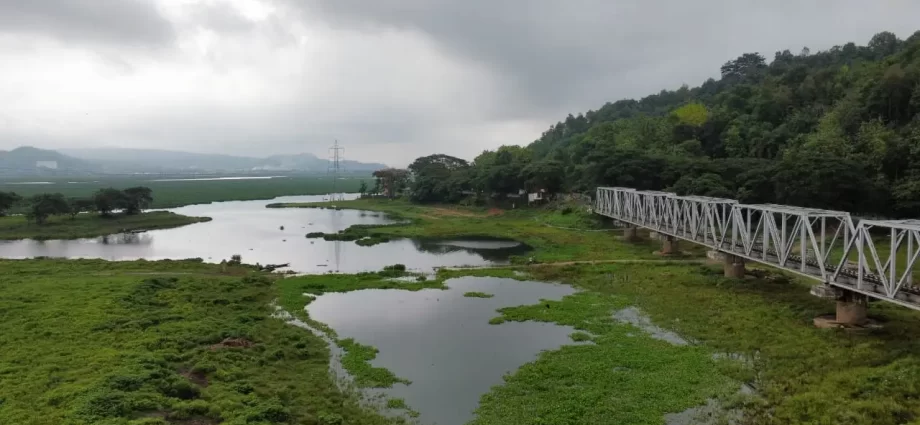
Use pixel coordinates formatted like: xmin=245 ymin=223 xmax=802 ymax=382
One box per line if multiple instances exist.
xmin=94 ymin=188 xmax=127 ymax=216
xmin=122 ymin=187 xmax=153 ymax=215
xmin=26 ymin=193 xmax=69 ymax=224
xmin=67 ymin=198 xmax=95 ymax=220
xmin=408 ymin=154 xmax=470 ymax=202
xmin=0 ymin=191 xmax=21 ymax=216
xmin=372 ymin=168 xmax=410 ymax=199
xmin=720 ymin=53 xmax=767 ymax=81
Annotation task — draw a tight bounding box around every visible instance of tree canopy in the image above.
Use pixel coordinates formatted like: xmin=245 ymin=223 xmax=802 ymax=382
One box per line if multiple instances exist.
xmin=399 ymin=31 xmax=920 ymax=217
xmin=0 ymin=191 xmax=21 ymax=216
xmin=26 ymin=193 xmax=69 ymax=224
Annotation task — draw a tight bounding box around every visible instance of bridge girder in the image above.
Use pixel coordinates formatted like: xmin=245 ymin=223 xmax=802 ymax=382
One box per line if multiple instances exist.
xmin=595 ymin=187 xmax=920 ymax=311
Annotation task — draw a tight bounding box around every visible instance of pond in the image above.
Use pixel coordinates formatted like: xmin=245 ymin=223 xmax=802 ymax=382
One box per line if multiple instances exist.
xmin=0 ymin=195 xmax=530 ymax=273
xmin=306 ymin=276 xmax=581 ymax=425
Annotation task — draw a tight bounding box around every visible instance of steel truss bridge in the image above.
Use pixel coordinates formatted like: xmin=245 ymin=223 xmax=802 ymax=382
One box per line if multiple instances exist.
xmin=595 ymin=187 xmax=920 ymax=312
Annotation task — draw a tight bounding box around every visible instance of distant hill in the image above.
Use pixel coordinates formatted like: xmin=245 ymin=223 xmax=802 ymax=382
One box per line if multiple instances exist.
xmin=57 ymin=147 xmax=388 ymax=173
xmin=0 ymin=147 xmax=97 ymax=173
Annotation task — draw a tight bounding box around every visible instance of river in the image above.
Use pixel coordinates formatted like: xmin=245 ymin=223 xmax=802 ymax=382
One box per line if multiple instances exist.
xmin=0 ymin=194 xmax=531 ymax=273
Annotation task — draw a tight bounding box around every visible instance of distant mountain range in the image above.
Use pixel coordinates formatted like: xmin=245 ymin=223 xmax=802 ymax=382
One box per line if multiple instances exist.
xmin=0 ymin=146 xmax=387 ymax=175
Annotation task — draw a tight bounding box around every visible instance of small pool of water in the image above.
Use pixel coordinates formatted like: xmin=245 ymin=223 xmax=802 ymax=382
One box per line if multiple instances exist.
xmin=306 ymin=276 xmax=580 ymax=425
xmin=0 ymin=195 xmax=530 ymax=273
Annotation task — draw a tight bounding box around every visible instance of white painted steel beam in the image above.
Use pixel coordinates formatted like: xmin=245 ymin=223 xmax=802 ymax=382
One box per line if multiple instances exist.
xmin=594 ymin=187 xmax=920 ymax=311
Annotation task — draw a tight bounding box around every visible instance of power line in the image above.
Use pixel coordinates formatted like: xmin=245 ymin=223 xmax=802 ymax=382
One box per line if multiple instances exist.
xmin=327 ymin=140 xmax=345 ymax=202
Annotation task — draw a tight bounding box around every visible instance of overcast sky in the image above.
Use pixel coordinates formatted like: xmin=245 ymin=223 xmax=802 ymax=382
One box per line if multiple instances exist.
xmin=1 ymin=0 xmax=919 ymax=166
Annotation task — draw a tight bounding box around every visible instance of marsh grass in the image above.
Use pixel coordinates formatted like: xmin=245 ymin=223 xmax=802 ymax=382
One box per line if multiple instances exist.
xmin=0 ymin=258 xmax=400 ymax=425
xmin=451 ymin=263 xmax=920 ymax=425
xmin=0 ymin=175 xmax=369 ymax=209
xmin=0 ymin=211 xmax=209 ymax=240
xmin=463 ymin=291 xmax=494 ymax=298
xmin=338 ymin=339 xmax=411 ymax=388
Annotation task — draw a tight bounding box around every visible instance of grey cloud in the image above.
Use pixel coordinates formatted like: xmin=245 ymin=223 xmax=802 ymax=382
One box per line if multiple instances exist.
xmin=0 ymin=0 xmax=175 ymax=47
xmin=286 ymin=0 xmax=920 ymax=117
xmin=188 ymin=2 xmax=255 ymax=34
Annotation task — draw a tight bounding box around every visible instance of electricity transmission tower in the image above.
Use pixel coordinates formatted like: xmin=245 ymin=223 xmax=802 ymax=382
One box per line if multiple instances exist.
xmin=327 ymin=140 xmax=346 ymax=202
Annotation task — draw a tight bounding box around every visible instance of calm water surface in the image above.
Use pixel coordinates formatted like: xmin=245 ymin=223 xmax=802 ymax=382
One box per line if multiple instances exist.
xmin=0 ymin=195 xmax=529 ymax=273
xmin=307 ymin=276 xmax=580 ymax=425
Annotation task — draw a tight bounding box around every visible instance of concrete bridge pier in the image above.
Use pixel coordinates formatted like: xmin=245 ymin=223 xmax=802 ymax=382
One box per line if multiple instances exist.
xmin=623 ymin=226 xmax=639 ymax=242
xmin=659 ymin=235 xmax=679 ymax=255
xmin=835 ymin=291 xmax=868 ymax=326
xmin=723 ymin=254 xmax=746 ymax=278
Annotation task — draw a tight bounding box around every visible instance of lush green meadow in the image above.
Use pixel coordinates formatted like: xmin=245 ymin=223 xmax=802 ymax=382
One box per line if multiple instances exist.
xmin=0 ymin=175 xmax=369 ymax=209
xmin=0 ymin=259 xmax=398 ymax=425
xmin=0 ymin=211 xmax=209 ymax=240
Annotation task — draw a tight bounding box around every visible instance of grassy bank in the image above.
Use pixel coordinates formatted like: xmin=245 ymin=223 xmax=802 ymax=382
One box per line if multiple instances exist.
xmin=0 ymin=175 xmax=369 ymax=209
xmin=449 ymin=263 xmax=920 ymax=425
xmin=0 ymin=258 xmax=398 ymax=425
xmin=0 ymin=211 xmax=210 ymax=240
xmin=269 ymin=199 xmax=707 ymax=262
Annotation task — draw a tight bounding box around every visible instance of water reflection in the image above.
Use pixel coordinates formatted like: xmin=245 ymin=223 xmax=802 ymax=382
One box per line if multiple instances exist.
xmin=99 ymin=233 xmax=152 ymax=245
xmin=0 ymin=195 xmax=530 ymax=273
xmin=307 ymin=277 xmax=580 ymax=425
xmin=411 ymin=239 xmax=531 ymax=262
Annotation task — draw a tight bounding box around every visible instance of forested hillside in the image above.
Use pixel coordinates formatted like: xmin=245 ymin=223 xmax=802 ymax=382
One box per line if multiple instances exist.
xmin=406 ymin=30 xmax=920 ymax=217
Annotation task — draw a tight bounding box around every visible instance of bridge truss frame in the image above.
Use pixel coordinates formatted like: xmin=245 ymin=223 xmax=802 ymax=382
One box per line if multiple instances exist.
xmin=595 ymin=187 xmax=920 ymax=311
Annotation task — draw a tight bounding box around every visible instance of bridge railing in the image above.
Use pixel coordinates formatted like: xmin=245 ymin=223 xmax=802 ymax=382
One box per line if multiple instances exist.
xmin=595 ymin=187 xmax=920 ymax=311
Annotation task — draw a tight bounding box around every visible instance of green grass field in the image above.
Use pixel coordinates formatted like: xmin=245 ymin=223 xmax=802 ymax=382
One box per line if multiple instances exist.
xmin=0 ymin=259 xmax=400 ymax=425
xmin=1 ymin=175 xmax=369 ymax=209
xmin=0 ymin=211 xmax=209 ymax=240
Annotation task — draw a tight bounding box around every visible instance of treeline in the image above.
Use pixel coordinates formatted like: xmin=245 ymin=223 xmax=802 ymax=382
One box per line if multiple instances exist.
xmin=394 ymin=30 xmax=920 ymax=217
xmin=0 ymin=187 xmax=153 ymax=224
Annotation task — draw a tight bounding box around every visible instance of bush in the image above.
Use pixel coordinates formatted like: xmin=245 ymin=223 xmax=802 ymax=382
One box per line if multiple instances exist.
xmin=383 ymin=264 xmax=406 ymax=272
xmin=75 ymin=390 xmax=132 ymax=420
xmin=245 ymin=400 xmax=290 ymax=423
xmin=169 ymin=400 xmax=214 ymax=419
xmin=306 ymin=232 xmax=324 ymax=238
xmin=157 ymin=376 xmax=200 ymax=400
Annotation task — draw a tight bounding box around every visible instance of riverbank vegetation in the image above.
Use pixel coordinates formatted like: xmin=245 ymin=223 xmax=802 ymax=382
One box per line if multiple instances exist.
xmin=463 ymin=291 xmax=494 ymax=298
xmin=0 ymin=258 xmax=400 ymax=425
xmin=0 ymin=175 xmax=370 ymax=210
xmin=458 ymin=263 xmax=920 ymax=425
xmin=0 ymin=211 xmax=210 ymax=240
xmin=271 ymin=199 xmax=703 ymax=262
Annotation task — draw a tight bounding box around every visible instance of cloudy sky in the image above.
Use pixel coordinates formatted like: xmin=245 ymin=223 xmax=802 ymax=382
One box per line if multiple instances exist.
xmin=1 ymin=0 xmax=918 ymax=166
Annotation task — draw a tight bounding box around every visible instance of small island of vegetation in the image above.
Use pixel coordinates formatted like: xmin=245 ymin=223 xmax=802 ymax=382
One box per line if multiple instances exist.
xmin=0 ymin=187 xmax=209 ymax=240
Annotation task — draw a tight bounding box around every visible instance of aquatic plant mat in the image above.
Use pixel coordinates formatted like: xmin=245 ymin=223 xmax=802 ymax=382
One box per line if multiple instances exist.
xmin=0 ymin=258 xmax=402 ymax=425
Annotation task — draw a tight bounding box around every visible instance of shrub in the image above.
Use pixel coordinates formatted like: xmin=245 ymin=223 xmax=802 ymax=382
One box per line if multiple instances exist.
xmin=383 ymin=264 xmax=406 ymax=272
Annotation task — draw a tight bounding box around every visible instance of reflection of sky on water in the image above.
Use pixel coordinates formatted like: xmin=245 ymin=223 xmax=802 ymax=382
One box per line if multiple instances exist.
xmin=308 ymin=276 xmax=580 ymax=425
xmin=0 ymin=194 xmax=529 ymax=273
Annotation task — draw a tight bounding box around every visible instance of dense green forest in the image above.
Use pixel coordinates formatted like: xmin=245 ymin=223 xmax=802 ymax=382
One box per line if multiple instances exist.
xmin=404 ymin=30 xmax=920 ymax=217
